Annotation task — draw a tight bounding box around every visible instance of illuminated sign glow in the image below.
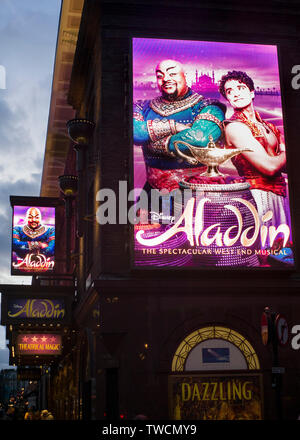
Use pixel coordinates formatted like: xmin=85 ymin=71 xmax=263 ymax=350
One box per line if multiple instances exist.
xmin=7 ymin=298 xmax=65 ymax=320
xmin=11 ymin=205 xmax=55 ymax=275
xmin=16 ymin=334 xmax=62 ymax=356
xmin=169 ymin=374 xmax=263 ymax=420
xmin=135 ymin=197 xmax=290 ymax=249
xmin=132 ymin=38 xmax=294 ymax=268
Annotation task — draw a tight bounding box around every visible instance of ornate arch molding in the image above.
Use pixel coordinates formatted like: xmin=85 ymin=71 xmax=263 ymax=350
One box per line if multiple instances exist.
xmin=172 ymin=326 xmax=260 ymax=372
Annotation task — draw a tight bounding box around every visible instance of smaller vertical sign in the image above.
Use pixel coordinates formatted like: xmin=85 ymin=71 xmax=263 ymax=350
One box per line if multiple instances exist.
xmin=10 ymin=197 xmax=58 ymax=275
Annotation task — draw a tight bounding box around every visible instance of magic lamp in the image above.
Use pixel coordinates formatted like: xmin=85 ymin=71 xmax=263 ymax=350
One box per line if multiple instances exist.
xmin=58 ymin=174 xmax=78 ymax=197
xmin=66 ymin=118 xmax=95 ymax=146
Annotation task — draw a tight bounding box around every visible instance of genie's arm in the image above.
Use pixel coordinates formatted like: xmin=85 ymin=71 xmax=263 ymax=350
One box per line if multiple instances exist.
xmin=133 ymin=102 xmax=179 ymax=145
xmin=12 ymin=228 xmax=30 ymax=252
xmin=133 ymin=119 xmax=150 ymax=144
xmin=133 ymin=102 xmax=151 ymax=144
xmin=168 ymin=105 xmax=225 ymax=154
xmin=42 ymin=228 xmax=55 ymax=256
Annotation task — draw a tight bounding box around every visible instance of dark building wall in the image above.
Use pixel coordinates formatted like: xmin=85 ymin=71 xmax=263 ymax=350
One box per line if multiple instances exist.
xmin=89 ymin=281 xmax=300 ymax=419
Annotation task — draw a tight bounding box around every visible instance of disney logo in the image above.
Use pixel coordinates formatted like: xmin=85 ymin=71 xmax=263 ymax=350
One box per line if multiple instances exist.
xmin=150 ymin=211 xmax=175 ymax=224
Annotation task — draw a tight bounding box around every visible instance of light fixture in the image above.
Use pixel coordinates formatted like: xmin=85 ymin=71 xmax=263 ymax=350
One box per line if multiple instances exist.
xmin=59 ymin=174 xmax=78 ymax=271
xmin=66 ymin=118 xmax=95 ymax=238
xmin=66 ymin=118 xmax=95 ymax=146
xmin=59 ymin=174 xmax=78 ymax=198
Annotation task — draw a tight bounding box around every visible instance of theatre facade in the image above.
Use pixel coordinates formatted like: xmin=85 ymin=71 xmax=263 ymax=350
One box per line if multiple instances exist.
xmin=3 ymin=0 xmax=300 ymax=420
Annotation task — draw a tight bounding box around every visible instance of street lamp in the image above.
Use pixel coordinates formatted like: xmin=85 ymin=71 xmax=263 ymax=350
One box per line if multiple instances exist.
xmin=66 ymin=118 xmax=95 ymax=237
xmin=59 ymin=174 xmax=78 ymax=272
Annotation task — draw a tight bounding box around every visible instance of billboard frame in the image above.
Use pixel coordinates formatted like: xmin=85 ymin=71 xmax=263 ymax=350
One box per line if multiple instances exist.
xmin=129 ymin=35 xmax=297 ymax=273
xmin=10 ymin=195 xmax=61 ymax=276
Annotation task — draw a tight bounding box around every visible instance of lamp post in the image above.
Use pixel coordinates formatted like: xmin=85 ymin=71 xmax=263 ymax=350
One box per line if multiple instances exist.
xmin=59 ymin=174 xmax=78 ymax=272
xmin=66 ymin=118 xmax=95 ymax=238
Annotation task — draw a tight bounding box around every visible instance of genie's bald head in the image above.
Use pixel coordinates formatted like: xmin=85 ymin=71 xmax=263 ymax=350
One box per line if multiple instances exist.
xmin=26 ymin=207 xmax=42 ymax=230
xmin=155 ymin=59 xmax=188 ymax=100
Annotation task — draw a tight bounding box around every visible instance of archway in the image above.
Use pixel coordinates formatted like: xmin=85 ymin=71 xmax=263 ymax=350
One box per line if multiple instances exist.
xmin=169 ymin=326 xmax=263 ymax=420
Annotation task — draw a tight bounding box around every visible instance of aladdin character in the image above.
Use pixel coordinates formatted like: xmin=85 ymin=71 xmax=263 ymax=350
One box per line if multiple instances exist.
xmin=133 ymin=59 xmax=226 ymax=191
xmin=219 ymin=70 xmax=291 ymax=251
xmin=12 ymin=207 xmax=55 ymax=259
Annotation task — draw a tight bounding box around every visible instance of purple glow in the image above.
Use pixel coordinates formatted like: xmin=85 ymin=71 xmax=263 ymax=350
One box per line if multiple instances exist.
xmin=14 ymin=205 xmax=55 ymax=227
xmin=132 ymin=38 xmax=293 ymax=269
xmin=132 ymin=38 xmax=281 ymax=99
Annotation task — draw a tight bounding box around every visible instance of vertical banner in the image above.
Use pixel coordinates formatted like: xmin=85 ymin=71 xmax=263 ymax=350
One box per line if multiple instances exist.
xmin=11 ymin=197 xmax=57 ymax=275
xmin=132 ymin=38 xmax=294 ymax=269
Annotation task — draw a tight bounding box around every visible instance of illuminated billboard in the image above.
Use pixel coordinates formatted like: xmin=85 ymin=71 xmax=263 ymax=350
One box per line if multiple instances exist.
xmin=16 ymin=333 xmax=62 ymax=356
xmin=11 ymin=202 xmax=55 ymax=275
xmin=132 ymin=38 xmax=294 ymax=268
xmin=7 ymin=298 xmax=66 ymax=320
xmin=169 ymin=374 xmax=263 ymax=420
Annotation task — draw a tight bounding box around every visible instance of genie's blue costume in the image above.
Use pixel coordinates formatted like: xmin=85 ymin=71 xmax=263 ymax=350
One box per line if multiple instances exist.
xmin=134 ymin=88 xmax=226 ymax=191
xmin=13 ymin=224 xmax=55 ymax=259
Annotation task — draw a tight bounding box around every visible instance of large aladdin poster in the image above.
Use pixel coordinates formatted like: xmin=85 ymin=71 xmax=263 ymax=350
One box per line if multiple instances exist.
xmin=11 ymin=205 xmax=55 ymax=275
xmin=132 ymin=37 xmax=294 ymax=268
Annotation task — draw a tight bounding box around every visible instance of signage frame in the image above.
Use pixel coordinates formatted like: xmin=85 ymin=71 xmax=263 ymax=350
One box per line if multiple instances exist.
xmin=13 ymin=331 xmax=63 ymax=357
xmin=168 ymin=371 xmax=264 ymax=420
xmin=129 ymin=36 xmax=297 ymax=273
xmin=10 ymin=196 xmax=62 ymax=276
xmin=0 ymin=285 xmax=74 ymax=326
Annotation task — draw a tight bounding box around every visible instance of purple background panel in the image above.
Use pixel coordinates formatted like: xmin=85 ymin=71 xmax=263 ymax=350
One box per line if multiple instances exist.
xmin=13 ymin=205 xmax=55 ymax=227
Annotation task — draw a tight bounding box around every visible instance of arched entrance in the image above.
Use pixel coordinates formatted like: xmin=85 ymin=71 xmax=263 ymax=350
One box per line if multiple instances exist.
xmin=169 ymin=326 xmax=263 ymax=420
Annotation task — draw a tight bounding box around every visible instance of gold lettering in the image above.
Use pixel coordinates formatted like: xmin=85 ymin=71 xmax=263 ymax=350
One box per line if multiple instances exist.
xmin=219 ymin=382 xmax=226 ymax=401
xmin=45 ymin=300 xmax=54 ymax=318
xmin=242 ymin=381 xmax=252 ymax=400
xmin=210 ymin=382 xmax=218 ymax=401
xmin=9 ymin=299 xmax=65 ymax=320
xmin=232 ymin=381 xmax=242 ymax=400
xmin=30 ymin=299 xmax=35 ymax=317
xmin=202 ymin=383 xmax=210 ymax=400
xmin=45 ymin=344 xmax=59 ymax=350
xmin=227 ymin=381 xmax=231 ymax=401
xmin=181 ymin=383 xmax=191 ymax=402
xmin=54 ymin=304 xmax=65 ymax=319
xmin=192 ymin=384 xmax=201 ymax=401
xmin=8 ymin=301 xmax=30 ymax=318
xmin=38 ymin=303 xmax=46 ymax=318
